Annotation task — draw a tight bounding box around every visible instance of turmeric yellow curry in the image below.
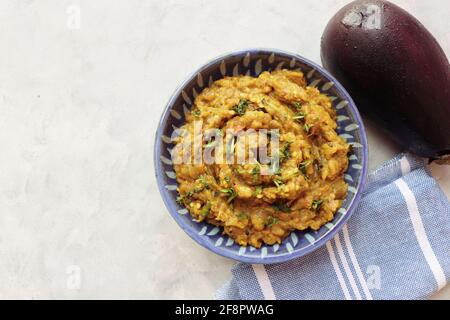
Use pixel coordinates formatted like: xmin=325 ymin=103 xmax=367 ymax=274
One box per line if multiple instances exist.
xmin=173 ymin=70 xmax=350 ymax=248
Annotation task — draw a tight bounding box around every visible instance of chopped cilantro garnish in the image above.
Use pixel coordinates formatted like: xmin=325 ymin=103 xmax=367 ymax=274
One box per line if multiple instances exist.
xmin=236 ymin=211 xmax=248 ymax=220
xmin=200 ymin=201 xmax=211 ymax=217
xmin=273 ymin=177 xmax=284 ymax=188
xmin=193 ymin=187 xmax=203 ymax=193
xmin=265 ymin=216 xmax=279 ymax=228
xmin=198 ymin=175 xmax=210 ymax=189
xmin=292 ymin=112 xmax=305 ymax=121
xmin=220 ymin=188 xmax=237 ymax=203
xmin=299 ymin=160 xmax=311 ymax=175
xmin=191 ymin=109 xmax=201 ymax=117
xmin=279 ymin=142 xmax=292 ymax=161
xmin=251 ymin=166 xmax=260 ymax=182
xmin=185 ymin=191 xmax=194 ymax=197
xmin=293 ymin=102 xmax=302 ymax=110
xmin=272 ymin=202 xmax=291 ymax=213
xmin=312 ymin=199 xmax=324 ymax=211
xmin=303 ymin=123 xmax=313 ymax=134
xmin=176 ymin=190 xmax=194 ymax=205
xmin=232 ymin=99 xmax=250 ymax=116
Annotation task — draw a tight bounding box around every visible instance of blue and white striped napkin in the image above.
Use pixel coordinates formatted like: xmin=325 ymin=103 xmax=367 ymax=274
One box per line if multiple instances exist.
xmin=216 ymin=153 xmax=450 ymax=300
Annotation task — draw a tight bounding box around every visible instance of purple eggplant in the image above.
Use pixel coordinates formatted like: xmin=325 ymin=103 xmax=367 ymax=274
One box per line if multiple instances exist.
xmin=321 ymin=0 xmax=450 ymax=160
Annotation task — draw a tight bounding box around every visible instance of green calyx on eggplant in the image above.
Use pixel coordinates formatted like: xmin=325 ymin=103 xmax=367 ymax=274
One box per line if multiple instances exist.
xmin=321 ymin=0 xmax=450 ymax=161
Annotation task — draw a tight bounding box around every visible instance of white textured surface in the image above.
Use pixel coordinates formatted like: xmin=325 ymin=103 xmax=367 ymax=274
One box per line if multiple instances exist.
xmin=0 ymin=0 xmax=449 ymax=299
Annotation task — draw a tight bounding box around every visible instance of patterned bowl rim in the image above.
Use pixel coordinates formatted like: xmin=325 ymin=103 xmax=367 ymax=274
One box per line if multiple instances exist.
xmin=154 ymin=48 xmax=368 ymax=264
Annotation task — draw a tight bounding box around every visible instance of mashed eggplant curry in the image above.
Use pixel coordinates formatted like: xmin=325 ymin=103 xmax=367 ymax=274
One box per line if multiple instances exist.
xmin=173 ymin=70 xmax=350 ymax=248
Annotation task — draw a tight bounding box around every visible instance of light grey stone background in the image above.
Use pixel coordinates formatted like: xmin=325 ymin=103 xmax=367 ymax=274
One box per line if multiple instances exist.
xmin=0 ymin=0 xmax=448 ymax=299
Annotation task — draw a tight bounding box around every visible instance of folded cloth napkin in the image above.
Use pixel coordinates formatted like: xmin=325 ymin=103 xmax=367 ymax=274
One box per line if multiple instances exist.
xmin=216 ymin=153 xmax=450 ymax=300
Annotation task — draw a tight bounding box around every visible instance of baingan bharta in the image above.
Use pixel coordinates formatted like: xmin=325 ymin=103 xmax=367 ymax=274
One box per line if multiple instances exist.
xmin=173 ymin=69 xmax=350 ymax=248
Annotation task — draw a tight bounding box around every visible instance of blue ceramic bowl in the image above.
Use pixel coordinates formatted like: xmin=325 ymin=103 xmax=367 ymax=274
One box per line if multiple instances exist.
xmin=154 ymin=49 xmax=368 ymax=264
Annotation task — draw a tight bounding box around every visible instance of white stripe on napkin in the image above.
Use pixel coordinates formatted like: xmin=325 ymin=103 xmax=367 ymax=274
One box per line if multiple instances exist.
xmin=326 ymin=241 xmax=352 ymax=300
xmin=252 ymin=264 xmax=276 ymax=300
xmin=342 ymin=225 xmax=374 ymax=300
xmin=400 ymin=156 xmax=411 ymax=175
xmin=334 ymin=233 xmax=362 ymax=300
xmin=395 ymin=178 xmax=447 ymax=290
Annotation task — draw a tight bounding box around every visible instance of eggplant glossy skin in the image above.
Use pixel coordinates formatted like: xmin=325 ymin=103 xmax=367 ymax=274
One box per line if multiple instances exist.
xmin=321 ymin=0 xmax=450 ymax=159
